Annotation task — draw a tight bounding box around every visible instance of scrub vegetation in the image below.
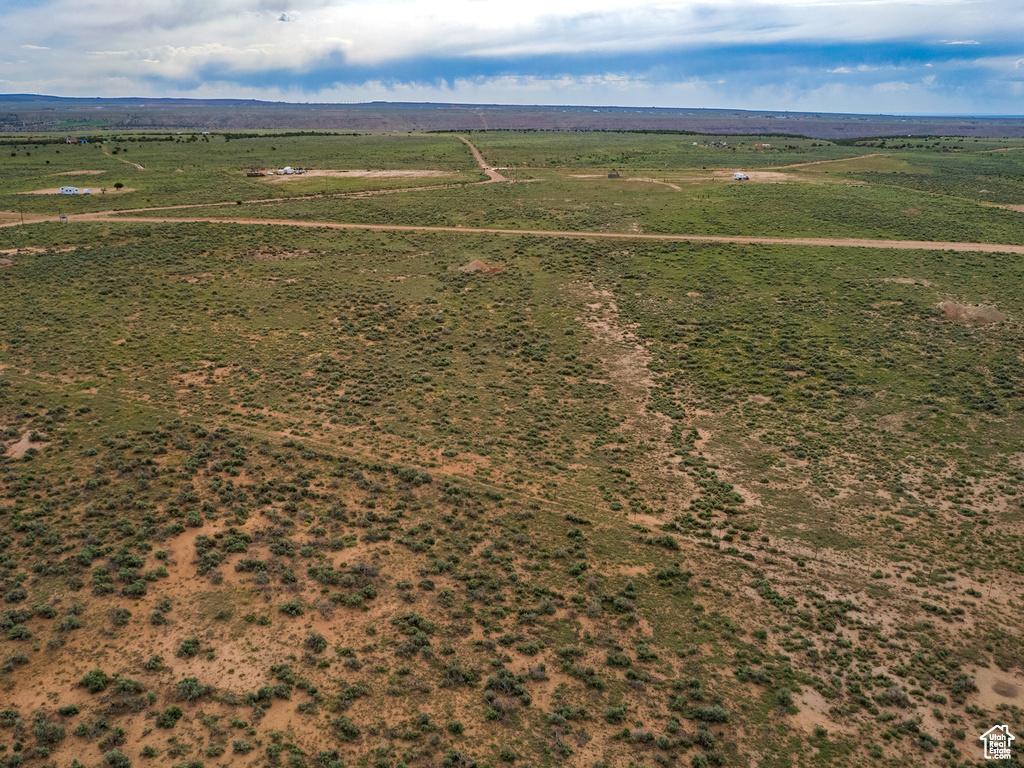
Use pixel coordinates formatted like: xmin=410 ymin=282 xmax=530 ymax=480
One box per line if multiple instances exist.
xmin=0 ymin=128 xmax=1022 ymax=767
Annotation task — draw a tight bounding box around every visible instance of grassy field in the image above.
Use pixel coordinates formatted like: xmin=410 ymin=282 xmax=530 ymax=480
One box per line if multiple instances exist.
xmin=0 ymin=129 xmax=1022 ymax=768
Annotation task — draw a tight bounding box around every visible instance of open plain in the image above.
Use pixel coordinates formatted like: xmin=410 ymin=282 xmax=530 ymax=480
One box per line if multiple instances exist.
xmin=0 ymin=126 xmax=1023 ymax=768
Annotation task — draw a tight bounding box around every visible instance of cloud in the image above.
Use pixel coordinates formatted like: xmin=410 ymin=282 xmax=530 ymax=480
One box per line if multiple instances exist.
xmin=1 ymin=0 xmax=1023 ymax=114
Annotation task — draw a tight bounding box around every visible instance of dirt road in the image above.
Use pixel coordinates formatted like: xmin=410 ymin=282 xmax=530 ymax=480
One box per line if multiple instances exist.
xmin=458 ymin=135 xmax=507 ymax=182
xmin=45 ymin=212 xmax=1024 ymax=254
xmin=102 ymin=146 xmax=145 ymax=171
xmin=771 ymin=153 xmax=880 ymax=170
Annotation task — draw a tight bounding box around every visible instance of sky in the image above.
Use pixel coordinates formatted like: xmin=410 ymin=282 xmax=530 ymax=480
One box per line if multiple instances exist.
xmin=3 ymin=0 xmax=1023 ymax=115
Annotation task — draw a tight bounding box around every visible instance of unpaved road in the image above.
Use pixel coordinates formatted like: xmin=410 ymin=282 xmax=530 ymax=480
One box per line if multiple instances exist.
xmin=102 ymin=146 xmax=145 ymax=171
xmin=771 ymin=153 xmax=881 ymax=170
xmin=458 ymin=135 xmax=507 ymax=182
xmin=34 ymin=212 xmax=1024 ymax=254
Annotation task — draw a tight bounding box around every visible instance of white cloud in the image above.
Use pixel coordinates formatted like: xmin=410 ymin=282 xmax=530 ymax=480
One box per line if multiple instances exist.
xmin=1 ymin=0 xmax=1022 ymax=113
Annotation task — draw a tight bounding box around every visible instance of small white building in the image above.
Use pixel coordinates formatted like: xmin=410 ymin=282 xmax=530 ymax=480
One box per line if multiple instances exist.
xmin=733 ymin=172 xmax=749 ymax=181
xmin=60 ymin=186 xmax=79 ymax=195
xmin=82 ymin=188 xmax=92 ymax=195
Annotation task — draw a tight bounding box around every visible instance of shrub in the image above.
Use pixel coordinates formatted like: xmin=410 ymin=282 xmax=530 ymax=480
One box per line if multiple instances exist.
xmin=605 ymin=703 xmax=628 ymax=724
xmin=32 ymin=713 xmax=65 ymax=745
xmin=176 ymin=638 xmax=200 ymax=658
xmin=79 ymin=669 xmax=110 ymax=694
xmin=332 ymin=715 xmax=360 ymax=741
xmin=304 ymin=631 xmax=328 ymax=654
xmin=155 ymin=707 xmax=182 ymax=728
xmin=176 ymin=678 xmax=211 ymax=701
xmin=692 ymin=705 xmax=729 ymax=723
xmin=104 ymin=749 xmax=131 ymax=768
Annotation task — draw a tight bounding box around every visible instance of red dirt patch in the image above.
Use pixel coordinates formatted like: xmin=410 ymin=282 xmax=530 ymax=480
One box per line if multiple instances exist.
xmin=459 ymin=260 xmax=505 ymax=275
xmin=0 ymin=258 xmax=11 ymax=268
xmin=938 ymin=301 xmax=1008 ymax=324
xmin=5 ymin=431 xmax=46 ymax=459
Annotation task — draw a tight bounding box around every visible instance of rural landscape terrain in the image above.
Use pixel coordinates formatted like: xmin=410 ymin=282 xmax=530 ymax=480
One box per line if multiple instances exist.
xmin=1 ymin=104 xmax=1024 ymax=768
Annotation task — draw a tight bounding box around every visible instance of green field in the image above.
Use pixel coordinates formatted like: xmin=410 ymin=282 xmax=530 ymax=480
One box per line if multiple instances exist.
xmin=0 ymin=129 xmax=1022 ymax=768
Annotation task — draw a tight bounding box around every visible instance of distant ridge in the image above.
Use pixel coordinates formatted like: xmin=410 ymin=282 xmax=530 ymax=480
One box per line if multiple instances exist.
xmin=2 ymin=94 xmax=1023 ymax=139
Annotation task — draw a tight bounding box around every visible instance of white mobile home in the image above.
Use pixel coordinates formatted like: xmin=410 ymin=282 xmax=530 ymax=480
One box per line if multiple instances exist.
xmin=60 ymin=186 xmax=79 ymax=195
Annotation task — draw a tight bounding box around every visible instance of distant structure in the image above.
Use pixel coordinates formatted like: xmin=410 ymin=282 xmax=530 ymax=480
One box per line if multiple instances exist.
xmin=733 ymin=172 xmax=749 ymax=181
xmin=82 ymin=188 xmax=92 ymax=195
xmin=60 ymin=186 xmax=79 ymax=195
xmin=754 ymin=143 xmax=772 ymax=149
xmin=607 ymin=172 xmax=621 ymax=179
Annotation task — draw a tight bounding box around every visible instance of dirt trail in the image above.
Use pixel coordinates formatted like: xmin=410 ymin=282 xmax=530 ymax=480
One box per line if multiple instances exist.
xmin=46 ymin=213 xmax=1024 ymax=254
xmin=102 ymin=145 xmax=145 ymax=170
xmin=457 ymin=135 xmax=507 ymax=182
xmin=771 ymin=153 xmax=880 ymax=169
xmin=626 ymin=176 xmax=681 ymax=191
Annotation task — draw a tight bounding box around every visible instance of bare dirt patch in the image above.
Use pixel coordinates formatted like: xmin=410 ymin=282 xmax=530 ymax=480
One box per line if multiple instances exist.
xmin=884 ymin=277 xmax=933 ymax=286
xmin=747 ymin=394 xmax=772 ymax=404
xmin=21 ymin=187 xmax=136 ymax=195
xmin=938 ymin=301 xmax=1008 ymax=324
xmin=972 ymin=666 xmax=1024 ymax=710
xmin=5 ymin=431 xmax=46 ymax=459
xmin=53 ymin=169 xmax=107 ymax=176
xmin=460 ymin=260 xmax=505 ymax=275
xmin=0 ymin=258 xmax=11 ymax=268
xmin=263 ymin=169 xmax=451 ymax=182
xmin=713 ymin=170 xmax=801 ymax=184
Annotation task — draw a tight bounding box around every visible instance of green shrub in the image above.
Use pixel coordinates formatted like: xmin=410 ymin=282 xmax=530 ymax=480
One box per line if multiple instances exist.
xmin=175 ymin=678 xmax=211 ymax=701
xmin=176 ymin=638 xmax=200 ymax=658
xmin=104 ymin=749 xmax=131 ymax=768
xmin=155 ymin=707 xmax=182 ymax=728
xmin=79 ymin=669 xmax=110 ymax=694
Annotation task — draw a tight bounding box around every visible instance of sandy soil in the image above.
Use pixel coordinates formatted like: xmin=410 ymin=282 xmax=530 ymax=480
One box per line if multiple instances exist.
xmin=4 ymin=431 xmax=46 ymax=459
xmin=938 ymin=301 xmax=1008 ymax=324
xmin=714 ymin=170 xmax=804 ymax=183
xmin=459 ymin=259 xmax=505 ymax=275
xmin=263 ymin=169 xmax=452 ymax=181
xmin=20 ymin=187 xmax=137 ymax=195
xmin=52 ymin=169 xmax=107 ymax=176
